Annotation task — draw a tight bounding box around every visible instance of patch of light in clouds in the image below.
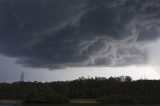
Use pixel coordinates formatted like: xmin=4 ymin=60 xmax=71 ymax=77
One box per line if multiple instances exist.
xmin=146 ymin=39 xmax=160 ymax=66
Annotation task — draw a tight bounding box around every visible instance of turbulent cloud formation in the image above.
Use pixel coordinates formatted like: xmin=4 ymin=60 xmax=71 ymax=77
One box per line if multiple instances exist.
xmin=0 ymin=0 xmax=160 ymax=69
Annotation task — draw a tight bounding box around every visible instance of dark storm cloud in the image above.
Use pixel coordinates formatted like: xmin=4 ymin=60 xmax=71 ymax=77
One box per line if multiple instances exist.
xmin=0 ymin=0 xmax=160 ymax=69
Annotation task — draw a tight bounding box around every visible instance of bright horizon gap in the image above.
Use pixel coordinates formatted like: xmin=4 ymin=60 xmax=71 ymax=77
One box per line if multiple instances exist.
xmin=0 ymin=54 xmax=160 ymax=82
xmin=23 ymin=65 xmax=160 ymax=82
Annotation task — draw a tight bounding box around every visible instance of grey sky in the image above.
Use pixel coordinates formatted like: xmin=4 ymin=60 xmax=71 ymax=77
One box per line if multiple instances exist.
xmin=1 ymin=54 xmax=160 ymax=83
xmin=1 ymin=0 xmax=160 ymax=82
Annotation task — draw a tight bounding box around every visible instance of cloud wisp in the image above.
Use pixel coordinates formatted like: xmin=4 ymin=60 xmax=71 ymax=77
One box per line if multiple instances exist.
xmin=0 ymin=0 xmax=160 ymax=69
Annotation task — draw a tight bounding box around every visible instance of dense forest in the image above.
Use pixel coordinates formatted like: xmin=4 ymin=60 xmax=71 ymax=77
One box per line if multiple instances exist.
xmin=1 ymin=76 xmax=160 ymax=104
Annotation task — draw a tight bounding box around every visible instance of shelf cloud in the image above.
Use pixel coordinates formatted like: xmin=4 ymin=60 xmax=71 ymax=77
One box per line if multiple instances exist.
xmin=0 ymin=0 xmax=160 ymax=69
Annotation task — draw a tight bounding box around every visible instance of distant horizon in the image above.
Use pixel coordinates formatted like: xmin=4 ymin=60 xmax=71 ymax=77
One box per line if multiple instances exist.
xmin=2 ymin=75 xmax=160 ymax=84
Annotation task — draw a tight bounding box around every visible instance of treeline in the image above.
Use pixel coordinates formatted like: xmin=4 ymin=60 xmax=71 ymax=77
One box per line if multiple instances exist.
xmin=1 ymin=76 xmax=160 ymax=103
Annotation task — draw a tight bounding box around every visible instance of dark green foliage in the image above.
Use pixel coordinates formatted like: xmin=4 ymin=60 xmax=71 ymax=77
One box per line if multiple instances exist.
xmin=1 ymin=76 xmax=160 ymax=104
xmin=0 ymin=82 xmax=69 ymax=103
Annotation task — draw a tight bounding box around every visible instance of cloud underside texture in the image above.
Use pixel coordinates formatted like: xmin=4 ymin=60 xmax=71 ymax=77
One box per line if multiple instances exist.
xmin=0 ymin=0 xmax=160 ymax=69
